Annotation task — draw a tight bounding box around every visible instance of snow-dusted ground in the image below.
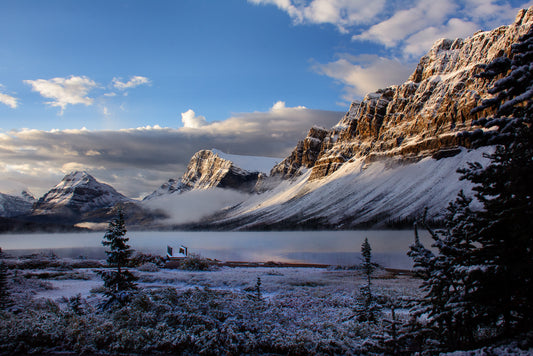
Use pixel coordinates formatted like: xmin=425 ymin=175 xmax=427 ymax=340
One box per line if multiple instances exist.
xmin=2 ymin=255 xmax=532 ymax=355
xmin=31 ymin=265 xmax=420 ymax=302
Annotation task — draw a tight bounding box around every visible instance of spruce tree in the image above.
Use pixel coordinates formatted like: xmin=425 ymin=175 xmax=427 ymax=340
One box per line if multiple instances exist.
xmin=356 ymin=238 xmax=379 ymax=322
xmin=408 ymin=195 xmax=478 ymax=351
xmin=461 ymin=24 xmax=533 ymax=337
xmin=408 ymin=24 xmax=533 ymax=351
xmin=97 ymin=208 xmax=137 ymax=307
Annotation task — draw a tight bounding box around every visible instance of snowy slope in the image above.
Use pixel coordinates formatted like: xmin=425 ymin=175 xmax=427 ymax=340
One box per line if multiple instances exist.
xmin=32 ymin=171 xmax=132 ymax=218
xmin=0 ymin=191 xmax=35 ymax=217
xmin=214 ymin=147 xmax=491 ymax=229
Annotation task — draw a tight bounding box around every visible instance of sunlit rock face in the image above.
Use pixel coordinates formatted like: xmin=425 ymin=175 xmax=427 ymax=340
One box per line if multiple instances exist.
xmin=180 ymin=150 xmax=260 ymax=192
xmin=144 ymin=150 xmax=264 ymax=201
xmin=272 ymin=8 xmax=533 ymax=181
xmin=270 ymin=126 xmax=329 ymax=179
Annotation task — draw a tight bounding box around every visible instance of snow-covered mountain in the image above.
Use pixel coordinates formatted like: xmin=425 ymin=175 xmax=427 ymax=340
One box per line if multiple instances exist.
xmin=274 ymin=8 xmax=532 ymax=182
xmin=3 ymin=8 xmax=531 ymax=231
xmin=32 ymin=171 xmax=132 ymax=221
xmin=0 ymin=191 xmax=35 ymax=218
xmin=144 ymin=149 xmax=281 ymax=200
xmin=195 ymin=8 xmax=533 ymax=229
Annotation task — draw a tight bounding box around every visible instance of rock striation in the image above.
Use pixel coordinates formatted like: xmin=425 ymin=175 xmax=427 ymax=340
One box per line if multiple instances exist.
xmin=272 ymin=7 xmax=533 ymax=181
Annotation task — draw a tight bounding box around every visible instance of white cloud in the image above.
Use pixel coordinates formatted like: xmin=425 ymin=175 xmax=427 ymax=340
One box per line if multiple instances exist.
xmin=24 ymin=75 xmax=97 ymax=114
xmin=353 ymin=0 xmax=457 ymax=49
xmin=0 ymin=105 xmax=343 ymax=197
xmin=0 ymin=86 xmax=18 ymax=109
xmin=403 ymin=18 xmax=479 ymax=57
xmin=248 ymin=0 xmax=385 ymax=32
xmin=112 ymin=76 xmax=151 ymax=90
xmin=181 ymin=109 xmax=208 ymax=128
xmin=314 ymin=54 xmax=415 ymax=99
xmin=352 ymin=0 xmax=532 ymax=57
xmin=270 ymin=100 xmax=305 ymax=111
xmin=253 ymin=0 xmax=532 ymax=101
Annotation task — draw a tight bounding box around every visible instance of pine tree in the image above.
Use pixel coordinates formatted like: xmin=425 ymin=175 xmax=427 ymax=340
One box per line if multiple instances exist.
xmin=460 ymin=24 xmax=533 ymax=337
xmin=407 ymin=24 xmax=533 ymax=351
xmin=97 ymin=209 xmax=137 ymax=307
xmin=356 ymin=238 xmax=379 ymax=322
xmin=406 ymin=198 xmax=479 ymax=351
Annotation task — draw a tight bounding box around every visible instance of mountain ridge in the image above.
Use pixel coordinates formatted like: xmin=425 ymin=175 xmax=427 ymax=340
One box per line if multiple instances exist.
xmin=271 ymin=7 xmax=533 ymax=182
xmin=1 ymin=8 xmax=531 ymax=231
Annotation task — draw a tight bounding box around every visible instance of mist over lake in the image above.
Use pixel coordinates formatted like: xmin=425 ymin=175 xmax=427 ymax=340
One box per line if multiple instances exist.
xmin=0 ymin=230 xmax=431 ymax=269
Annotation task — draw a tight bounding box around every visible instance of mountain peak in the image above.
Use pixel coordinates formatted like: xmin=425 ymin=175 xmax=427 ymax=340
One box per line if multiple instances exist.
xmin=32 ymin=171 xmax=131 ymax=220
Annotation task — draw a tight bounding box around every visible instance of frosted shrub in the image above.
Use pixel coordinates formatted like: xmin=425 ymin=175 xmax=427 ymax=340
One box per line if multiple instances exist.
xmin=177 ymin=253 xmax=215 ymax=271
xmin=137 ymin=262 xmax=159 ymax=272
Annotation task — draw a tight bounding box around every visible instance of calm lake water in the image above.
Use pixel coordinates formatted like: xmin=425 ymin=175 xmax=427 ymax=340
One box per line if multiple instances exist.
xmin=0 ymin=230 xmax=432 ymax=269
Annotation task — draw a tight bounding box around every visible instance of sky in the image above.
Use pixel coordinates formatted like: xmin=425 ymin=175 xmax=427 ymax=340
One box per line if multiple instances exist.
xmin=0 ymin=0 xmax=531 ymax=199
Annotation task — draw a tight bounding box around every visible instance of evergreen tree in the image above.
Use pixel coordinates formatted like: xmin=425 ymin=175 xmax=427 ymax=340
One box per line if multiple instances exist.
xmin=407 ymin=25 xmax=533 ymax=351
xmin=460 ymin=24 xmax=533 ymax=337
xmin=356 ymin=238 xmax=379 ymax=322
xmin=407 ymin=195 xmax=478 ymax=351
xmin=97 ymin=209 xmax=137 ymax=307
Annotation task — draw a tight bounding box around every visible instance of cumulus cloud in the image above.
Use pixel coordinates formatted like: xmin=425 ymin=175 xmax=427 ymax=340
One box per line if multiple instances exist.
xmin=24 ymin=75 xmax=97 ymax=114
xmin=248 ymin=0 xmax=386 ymax=32
xmin=0 ymin=89 xmax=18 ymax=109
xmin=112 ymin=76 xmax=151 ymax=90
xmin=0 ymin=104 xmax=343 ymax=198
xmin=353 ymin=0 xmax=457 ymax=49
xmin=253 ymin=0 xmax=531 ymax=100
xmin=352 ymin=0 xmax=532 ymax=57
xmin=181 ymin=109 xmax=208 ymax=128
xmin=314 ymin=54 xmax=415 ymax=99
xmin=403 ymin=18 xmax=479 ymax=57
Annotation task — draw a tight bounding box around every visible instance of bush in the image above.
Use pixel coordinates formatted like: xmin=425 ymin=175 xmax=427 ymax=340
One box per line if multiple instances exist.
xmin=137 ymin=263 xmax=159 ymax=272
xmin=176 ymin=254 xmax=215 ymax=271
xmin=129 ymin=252 xmax=165 ymax=268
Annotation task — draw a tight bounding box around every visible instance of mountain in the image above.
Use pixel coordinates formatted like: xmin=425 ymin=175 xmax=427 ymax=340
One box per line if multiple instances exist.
xmin=0 ymin=191 xmax=35 ymax=218
xmin=275 ymin=8 xmax=532 ymax=182
xmin=144 ymin=149 xmax=281 ymax=200
xmin=31 ymin=171 xmax=132 ymax=223
xmin=195 ymin=8 xmax=533 ymax=230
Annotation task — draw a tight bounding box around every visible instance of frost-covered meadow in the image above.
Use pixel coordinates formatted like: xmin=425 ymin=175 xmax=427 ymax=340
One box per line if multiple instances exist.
xmin=2 ymin=253 xmax=533 ymax=355
xmin=0 ymin=252 xmax=425 ymax=355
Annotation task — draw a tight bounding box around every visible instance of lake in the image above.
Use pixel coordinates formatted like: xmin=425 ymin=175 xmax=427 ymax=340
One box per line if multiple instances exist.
xmin=0 ymin=230 xmax=432 ymax=269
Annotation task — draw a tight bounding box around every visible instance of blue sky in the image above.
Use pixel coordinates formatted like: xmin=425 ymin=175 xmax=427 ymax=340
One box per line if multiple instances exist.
xmin=0 ymin=0 xmax=531 ymax=198
xmin=0 ymin=0 xmax=350 ymax=130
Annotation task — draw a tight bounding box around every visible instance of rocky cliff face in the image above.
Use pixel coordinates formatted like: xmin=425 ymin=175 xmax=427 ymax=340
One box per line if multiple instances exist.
xmin=144 ymin=149 xmax=278 ymax=200
xmin=272 ymin=7 xmax=533 ymax=181
xmin=270 ymin=126 xmax=329 ymax=179
xmin=181 ymin=150 xmax=260 ymax=191
xmin=32 ymin=171 xmax=132 ymax=221
xmin=198 ymin=8 xmax=533 ymax=230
